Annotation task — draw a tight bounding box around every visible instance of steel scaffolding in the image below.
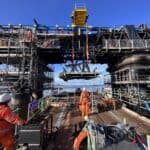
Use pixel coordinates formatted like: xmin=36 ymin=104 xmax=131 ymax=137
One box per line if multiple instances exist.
xmin=0 ymin=25 xmax=54 ymax=96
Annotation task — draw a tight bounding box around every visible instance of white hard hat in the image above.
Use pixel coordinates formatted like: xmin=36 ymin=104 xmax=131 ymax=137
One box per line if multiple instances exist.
xmin=84 ymin=116 xmax=89 ymax=121
xmin=82 ymin=87 xmax=86 ymax=91
xmin=0 ymin=93 xmax=11 ymax=103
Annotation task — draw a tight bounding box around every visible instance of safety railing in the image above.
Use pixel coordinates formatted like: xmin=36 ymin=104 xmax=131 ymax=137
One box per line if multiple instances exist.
xmin=110 ymin=74 xmax=150 ymax=83
xmin=74 ymin=2 xmax=86 ymax=9
xmin=27 ymin=99 xmax=40 ymax=121
xmin=27 ymin=96 xmax=52 ymax=121
xmin=112 ymin=91 xmax=150 ymax=112
xmin=37 ymin=38 xmax=60 ymax=49
xmin=0 ymin=31 xmax=32 ymax=50
xmin=103 ymin=39 xmax=150 ymax=50
xmin=104 ymin=74 xmax=111 ymax=84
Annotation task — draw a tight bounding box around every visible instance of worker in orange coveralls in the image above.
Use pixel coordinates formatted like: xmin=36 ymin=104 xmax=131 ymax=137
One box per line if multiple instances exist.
xmin=0 ymin=93 xmax=27 ymax=150
xmin=25 ymin=30 xmax=32 ymax=42
xmin=79 ymin=88 xmax=90 ymax=119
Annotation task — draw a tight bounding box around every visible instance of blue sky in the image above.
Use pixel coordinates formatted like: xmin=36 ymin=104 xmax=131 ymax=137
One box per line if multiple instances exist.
xmin=0 ymin=0 xmax=150 ymax=86
xmin=1 ymin=0 xmax=150 ymax=26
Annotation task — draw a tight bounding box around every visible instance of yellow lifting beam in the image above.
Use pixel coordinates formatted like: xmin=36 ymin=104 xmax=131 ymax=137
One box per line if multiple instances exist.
xmin=71 ymin=5 xmax=88 ymax=27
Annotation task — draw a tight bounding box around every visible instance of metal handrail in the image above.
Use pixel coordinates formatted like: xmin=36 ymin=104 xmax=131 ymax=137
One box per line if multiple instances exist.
xmin=103 ymin=39 xmax=150 ymax=49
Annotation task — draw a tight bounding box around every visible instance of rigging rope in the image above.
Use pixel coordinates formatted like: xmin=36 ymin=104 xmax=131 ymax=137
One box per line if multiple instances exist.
xmin=86 ymin=25 xmax=89 ymax=61
xmin=72 ymin=28 xmax=75 ymax=63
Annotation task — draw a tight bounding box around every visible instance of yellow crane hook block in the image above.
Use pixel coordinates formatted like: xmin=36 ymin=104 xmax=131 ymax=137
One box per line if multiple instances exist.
xmin=71 ymin=6 xmax=88 ymax=27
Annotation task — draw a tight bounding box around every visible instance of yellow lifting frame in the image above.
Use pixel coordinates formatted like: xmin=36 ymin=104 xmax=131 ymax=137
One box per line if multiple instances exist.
xmin=71 ymin=7 xmax=88 ymax=27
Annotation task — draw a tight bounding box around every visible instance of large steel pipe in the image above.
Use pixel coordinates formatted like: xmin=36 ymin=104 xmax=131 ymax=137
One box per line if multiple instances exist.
xmin=116 ymin=54 xmax=150 ymax=68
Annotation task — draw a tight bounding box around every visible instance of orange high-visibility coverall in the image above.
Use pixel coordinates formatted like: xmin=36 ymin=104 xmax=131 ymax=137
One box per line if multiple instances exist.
xmin=73 ymin=131 xmax=88 ymax=150
xmin=79 ymin=90 xmax=90 ymax=112
xmin=80 ymin=97 xmax=90 ymax=118
xmin=103 ymin=98 xmax=116 ymax=111
xmin=80 ymin=90 xmax=90 ymax=103
xmin=26 ymin=30 xmax=32 ymax=42
xmin=0 ymin=104 xmax=25 ymax=150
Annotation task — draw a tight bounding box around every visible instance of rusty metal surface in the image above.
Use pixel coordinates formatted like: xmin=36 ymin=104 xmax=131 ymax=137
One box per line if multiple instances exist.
xmin=47 ymin=104 xmax=150 ymax=150
xmin=112 ymin=109 xmax=150 ymax=134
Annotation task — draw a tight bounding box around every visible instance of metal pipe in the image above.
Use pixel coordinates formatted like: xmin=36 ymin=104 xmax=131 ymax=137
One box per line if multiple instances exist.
xmin=116 ymin=54 xmax=150 ymax=68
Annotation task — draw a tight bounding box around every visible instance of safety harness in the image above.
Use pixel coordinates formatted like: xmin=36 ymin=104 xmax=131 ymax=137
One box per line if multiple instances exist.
xmin=83 ymin=120 xmax=105 ymax=150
